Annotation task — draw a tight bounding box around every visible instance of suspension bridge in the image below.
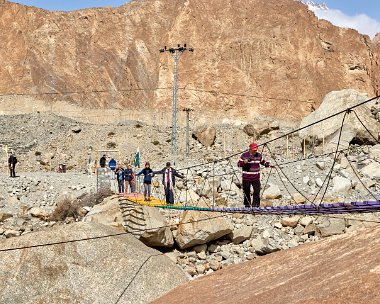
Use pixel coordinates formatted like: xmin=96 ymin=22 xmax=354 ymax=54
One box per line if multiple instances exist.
xmin=122 ymin=94 xmax=380 ymax=216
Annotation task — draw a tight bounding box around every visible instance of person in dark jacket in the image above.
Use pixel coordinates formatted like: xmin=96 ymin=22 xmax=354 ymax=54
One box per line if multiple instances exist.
xmin=99 ymin=154 xmax=106 ymax=168
xmin=238 ymin=143 xmax=273 ymax=207
xmin=115 ymin=164 xmax=125 ymax=193
xmin=137 ymin=162 xmax=154 ymax=201
xmin=154 ymin=162 xmax=184 ymax=204
xmin=8 ymin=153 xmax=17 ymax=178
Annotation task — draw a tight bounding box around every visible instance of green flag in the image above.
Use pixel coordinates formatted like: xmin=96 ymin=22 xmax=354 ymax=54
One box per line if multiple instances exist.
xmin=134 ymin=147 xmax=140 ymax=167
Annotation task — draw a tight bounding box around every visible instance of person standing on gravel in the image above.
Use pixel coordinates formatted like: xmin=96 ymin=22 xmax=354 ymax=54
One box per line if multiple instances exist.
xmin=153 ymin=162 xmax=185 ymax=205
xmin=137 ymin=162 xmax=154 ymax=201
xmin=238 ymin=143 xmax=273 ymax=207
xmin=99 ymin=154 xmax=106 ymax=168
xmin=8 ymin=153 xmax=17 ymax=178
xmin=109 ymin=157 xmax=117 ymax=179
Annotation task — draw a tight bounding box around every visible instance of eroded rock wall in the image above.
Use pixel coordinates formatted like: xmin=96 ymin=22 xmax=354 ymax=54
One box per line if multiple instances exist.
xmin=0 ymin=0 xmax=379 ymax=121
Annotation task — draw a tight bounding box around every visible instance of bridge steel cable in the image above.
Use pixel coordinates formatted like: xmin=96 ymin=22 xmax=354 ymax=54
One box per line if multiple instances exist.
xmin=226 ymin=157 xmax=252 ymax=207
xmin=314 ymin=111 xmax=349 ymax=205
xmin=277 ymin=147 xmax=350 ymax=167
xmin=114 ymin=253 xmax=162 ymax=304
xmin=352 ymin=109 xmax=380 ymax=144
xmin=343 ymin=153 xmax=379 ymax=201
xmin=0 ymin=213 xmax=229 ymax=253
xmin=265 ymin=144 xmax=314 ymax=205
xmin=260 ymin=167 xmax=273 ymax=200
xmin=177 ymin=94 xmax=380 ymax=172
xmin=1 ymin=195 xmax=380 ymax=254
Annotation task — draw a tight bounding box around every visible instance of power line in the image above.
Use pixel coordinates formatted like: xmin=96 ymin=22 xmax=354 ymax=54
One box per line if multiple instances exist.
xmin=0 ymin=87 xmax=172 ymax=98
xmin=0 ymin=86 xmax=314 ymax=104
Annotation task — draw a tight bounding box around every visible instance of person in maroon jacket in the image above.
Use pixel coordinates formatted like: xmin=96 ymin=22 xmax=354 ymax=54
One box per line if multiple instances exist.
xmin=238 ymin=143 xmax=273 ymax=207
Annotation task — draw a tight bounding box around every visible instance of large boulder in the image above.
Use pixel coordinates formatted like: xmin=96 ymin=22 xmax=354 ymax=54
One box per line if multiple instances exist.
xmin=84 ymin=196 xmax=174 ymax=248
xmin=262 ymin=183 xmax=282 ymax=199
xmin=178 ymin=189 xmax=200 ymax=204
xmin=369 ymin=144 xmax=380 ymax=162
xmin=192 ymin=125 xmax=216 ymax=147
xmin=331 ymin=176 xmax=352 ymax=195
xmin=361 ymin=162 xmax=380 ymax=179
xmin=243 ymin=120 xmax=280 ymax=139
xmin=83 ymin=195 xmax=124 ymax=228
xmin=299 ymin=90 xmax=380 ymax=151
xmin=227 ymin=225 xmax=253 ymax=244
xmin=0 ymin=222 xmax=187 ymax=304
xmin=175 ymin=209 xmax=233 ymax=249
xmin=139 ymin=206 xmax=174 ymax=248
xmin=317 ymin=218 xmax=346 ymax=237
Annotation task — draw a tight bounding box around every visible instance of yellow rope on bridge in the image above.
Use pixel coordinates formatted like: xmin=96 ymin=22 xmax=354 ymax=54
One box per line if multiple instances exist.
xmin=119 ymin=193 xmax=182 ymax=207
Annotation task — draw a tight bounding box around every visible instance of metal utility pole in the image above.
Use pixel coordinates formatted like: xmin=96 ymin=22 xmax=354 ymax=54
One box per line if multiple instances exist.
xmin=183 ymin=108 xmax=193 ymax=157
xmin=160 ymin=44 xmax=194 ymax=157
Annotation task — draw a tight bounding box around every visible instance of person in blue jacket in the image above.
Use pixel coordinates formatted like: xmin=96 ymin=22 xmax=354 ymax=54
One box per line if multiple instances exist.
xmin=137 ymin=162 xmax=154 ymax=201
xmin=109 ymin=158 xmax=117 ymax=179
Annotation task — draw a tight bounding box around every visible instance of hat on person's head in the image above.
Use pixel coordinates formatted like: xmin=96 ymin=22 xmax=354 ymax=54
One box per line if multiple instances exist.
xmin=166 ymin=162 xmax=171 ymax=167
xmin=249 ymin=143 xmax=259 ymax=150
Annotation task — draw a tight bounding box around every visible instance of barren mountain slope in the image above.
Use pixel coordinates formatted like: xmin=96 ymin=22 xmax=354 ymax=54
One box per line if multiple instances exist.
xmin=0 ymin=0 xmax=379 ymax=120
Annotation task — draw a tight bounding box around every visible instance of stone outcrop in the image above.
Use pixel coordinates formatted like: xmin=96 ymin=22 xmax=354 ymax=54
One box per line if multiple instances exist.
xmin=175 ymin=209 xmax=234 ymax=249
xmin=0 ymin=222 xmax=187 ymax=304
xmin=153 ymin=224 xmax=380 ymax=304
xmin=243 ymin=120 xmax=280 ymax=139
xmin=0 ymin=0 xmax=379 ymax=122
xmin=139 ymin=205 xmax=175 ymax=247
xmin=83 ymin=195 xmax=125 ymax=228
xmin=192 ymin=125 xmax=217 ymax=147
xmin=84 ymin=196 xmax=174 ymax=247
xmin=299 ymin=89 xmax=380 ymax=150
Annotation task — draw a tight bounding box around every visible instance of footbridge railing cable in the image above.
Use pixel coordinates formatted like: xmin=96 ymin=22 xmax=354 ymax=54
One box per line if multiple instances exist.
xmin=352 ymin=109 xmax=380 ymax=144
xmin=114 ymin=253 xmax=162 ymax=304
xmin=1 ymin=196 xmax=380 ymax=254
xmin=172 ymin=95 xmax=379 ymax=212
xmin=343 ymin=153 xmax=379 ymax=201
xmin=313 ymin=110 xmax=348 ymax=205
xmin=177 ymin=94 xmax=380 ymax=172
xmin=265 ymin=144 xmax=314 ymax=205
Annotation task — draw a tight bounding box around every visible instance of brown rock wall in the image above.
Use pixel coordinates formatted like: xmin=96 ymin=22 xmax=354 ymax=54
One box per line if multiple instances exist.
xmin=0 ymin=0 xmax=379 ymax=120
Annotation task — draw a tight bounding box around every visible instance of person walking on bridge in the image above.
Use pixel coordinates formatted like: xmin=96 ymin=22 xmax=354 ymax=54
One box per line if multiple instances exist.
xmin=238 ymin=143 xmax=273 ymax=207
xmin=124 ymin=163 xmax=135 ymax=193
xmin=137 ymin=162 xmax=154 ymax=201
xmin=154 ymin=162 xmax=184 ymax=205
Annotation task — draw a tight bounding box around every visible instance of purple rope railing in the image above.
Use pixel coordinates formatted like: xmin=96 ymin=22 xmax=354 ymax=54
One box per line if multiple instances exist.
xmin=152 ymin=200 xmax=380 ymax=215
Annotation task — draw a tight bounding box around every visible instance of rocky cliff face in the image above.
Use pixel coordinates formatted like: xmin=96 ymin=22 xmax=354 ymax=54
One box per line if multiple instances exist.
xmin=0 ymin=0 xmax=379 ymax=120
